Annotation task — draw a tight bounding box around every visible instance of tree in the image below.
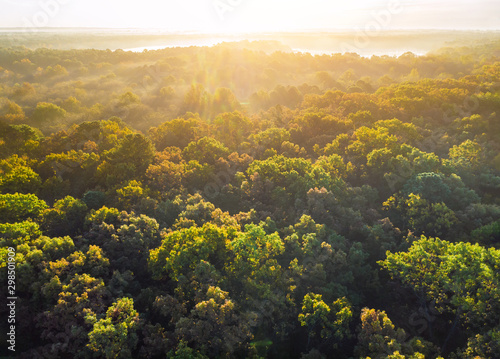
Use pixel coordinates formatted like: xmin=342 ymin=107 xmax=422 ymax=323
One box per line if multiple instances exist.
xmin=85 ymin=207 xmax=160 ymax=275
xmin=39 ymin=149 xmax=101 ymax=198
xmin=380 ymin=236 xmax=500 ymax=353
xmin=212 ymin=111 xmax=251 ymax=150
xmin=182 ymin=83 xmax=212 ymax=116
xmin=0 ymin=155 xmax=41 ymax=194
xmin=149 ymin=117 xmax=203 ymax=150
xmin=292 ymin=112 xmax=353 ymax=149
xmin=31 ymin=102 xmax=66 ymax=125
xmin=182 ymin=137 xmax=230 ymax=166
xmin=149 ymin=223 xmax=235 ymax=281
xmin=86 ymin=298 xmax=140 ymax=359
xmin=211 ymin=87 xmax=241 ymax=115
xmin=38 ymin=273 xmax=111 ymax=358
xmin=175 ymin=286 xmax=253 ymax=358
xmin=82 ymin=190 xmax=107 ymax=210
xmin=0 ymin=100 xmax=26 ymax=123
xmin=450 ymin=139 xmax=483 ymax=165
xmin=0 ymin=123 xmax=43 ymax=158
xmin=460 ymin=327 xmax=500 ymax=359
xmin=355 ymin=308 xmax=431 ymax=359
xmin=400 ymin=172 xmax=479 ymax=211
xmin=41 ymin=196 xmax=88 ymax=237
xmin=115 ymin=180 xmax=147 ymax=211
xmin=99 ymin=133 xmax=155 ymax=186
xmin=0 ymin=193 xmax=47 ymax=223
xmin=118 ymin=91 xmax=141 ymax=106
xmin=145 ymin=149 xmax=186 ymax=194
xmin=298 ymin=293 xmax=353 ymax=349
xmin=384 ymin=193 xmax=459 ymax=239
xmin=167 ymin=341 xmax=209 ymax=359
xmin=226 ymin=223 xmax=285 ymax=310
xmin=250 ymin=127 xmax=291 ymax=156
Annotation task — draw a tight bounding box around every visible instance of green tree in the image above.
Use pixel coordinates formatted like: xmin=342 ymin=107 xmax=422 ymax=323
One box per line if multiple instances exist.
xmin=149 ymin=117 xmax=203 ymax=150
xmin=149 ymin=223 xmax=235 ymax=281
xmin=0 ymin=100 xmax=26 ymax=123
xmin=38 ymin=273 xmax=111 ymax=357
xmin=182 ymin=83 xmax=212 ymax=116
xmin=384 ymin=193 xmax=459 ymax=239
xmin=0 ymin=192 xmax=47 ymax=223
xmin=85 ymin=208 xmax=160 ymax=275
xmin=167 ymin=341 xmax=209 ymax=359
xmin=86 ymin=298 xmax=140 ymax=359
xmin=0 ymin=155 xmax=41 ymax=194
xmin=212 ymin=111 xmax=251 ymax=149
xmin=298 ymin=293 xmax=353 ymax=347
xmin=41 ymin=196 xmax=88 ymax=237
xmin=355 ymin=308 xmax=431 ymax=359
xmin=226 ymin=223 xmax=286 ymax=311
xmin=447 ymin=140 xmax=484 ymax=171
xmin=31 ymin=102 xmax=66 ymax=125
xmin=380 ymin=236 xmax=500 ymax=353
xmin=0 ymin=123 xmax=43 ymax=158
xmin=99 ymin=133 xmax=155 ymax=186
xmin=182 ymin=137 xmax=230 ymax=166
xmin=211 ymin=87 xmax=241 ymax=115
xmin=175 ymin=286 xmax=253 ymax=358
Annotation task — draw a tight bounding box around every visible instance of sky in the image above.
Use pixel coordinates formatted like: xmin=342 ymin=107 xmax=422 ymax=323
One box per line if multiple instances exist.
xmin=0 ymin=0 xmax=499 ymax=33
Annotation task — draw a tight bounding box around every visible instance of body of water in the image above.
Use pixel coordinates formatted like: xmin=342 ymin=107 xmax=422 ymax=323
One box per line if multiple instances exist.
xmin=123 ymin=43 xmax=426 ymax=57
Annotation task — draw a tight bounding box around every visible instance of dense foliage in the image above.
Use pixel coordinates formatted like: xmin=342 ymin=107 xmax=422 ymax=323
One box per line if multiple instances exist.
xmin=0 ymin=38 xmax=499 ymax=358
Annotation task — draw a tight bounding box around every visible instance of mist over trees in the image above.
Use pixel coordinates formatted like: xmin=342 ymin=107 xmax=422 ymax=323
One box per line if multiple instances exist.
xmin=0 ymin=36 xmax=500 ymax=358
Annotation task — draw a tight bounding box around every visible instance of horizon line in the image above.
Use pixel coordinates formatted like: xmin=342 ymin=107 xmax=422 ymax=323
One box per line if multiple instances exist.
xmin=1 ymin=26 xmax=500 ymax=33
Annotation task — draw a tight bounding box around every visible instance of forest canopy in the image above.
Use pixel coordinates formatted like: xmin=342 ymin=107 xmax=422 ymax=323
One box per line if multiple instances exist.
xmin=0 ymin=35 xmax=500 ymax=359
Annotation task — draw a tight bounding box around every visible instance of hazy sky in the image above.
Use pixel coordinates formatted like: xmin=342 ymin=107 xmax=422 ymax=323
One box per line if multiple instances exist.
xmin=1 ymin=0 xmax=499 ymax=32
